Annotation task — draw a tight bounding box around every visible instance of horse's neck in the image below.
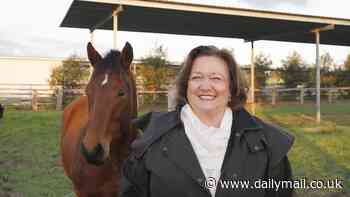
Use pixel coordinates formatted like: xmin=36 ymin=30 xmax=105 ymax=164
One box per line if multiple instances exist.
xmin=110 ymin=139 xmax=134 ymax=166
xmin=109 ymin=113 xmax=137 ymax=164
xmin=129 ymin=73 xmax=138 ymax=119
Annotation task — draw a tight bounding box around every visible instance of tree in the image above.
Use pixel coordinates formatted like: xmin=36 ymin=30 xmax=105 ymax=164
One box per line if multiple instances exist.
xmin=49 ymin=55 xmax=91 ymax=106
xmin=49 ymin=55 xmax=90 ymax=89
xmin=334 ymin=53 xmax=350 ymax=87
xmin=280 ymin=51 xmax=310 ymax=88
xmin=138 ymin=45 xmax=172 ymax=91
xmin=254 ymin=53 xmax=272 ymax=88
xmin=344 ymin=53 xmax=350 ymax=71
xmin=309 ymin=52 xmax=337 ymax=87
xmin=320 ymin=52 xmax=335 ymax=72
xmin=320 ymin=52 xmax=337 ymax=87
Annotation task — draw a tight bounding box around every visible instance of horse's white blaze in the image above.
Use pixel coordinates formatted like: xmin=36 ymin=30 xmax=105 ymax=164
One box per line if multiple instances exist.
xmin=102 ymin=74 xmax=108 ymax=86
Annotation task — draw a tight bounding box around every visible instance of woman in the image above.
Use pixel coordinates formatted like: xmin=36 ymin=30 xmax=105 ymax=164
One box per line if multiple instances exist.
xmin=120 ymin=46 xmax=294 ymax=197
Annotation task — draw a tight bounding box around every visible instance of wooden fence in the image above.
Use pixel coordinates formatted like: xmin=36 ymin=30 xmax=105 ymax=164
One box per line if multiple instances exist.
xmin=260 ymin=86 xmax=350 ymax=105
xmin=0 ymin=84 xmax=58 ymax=111
xmin=0 ymin=84 xmax=349 ymax=111
xmin=0 ymin=84 xmax=170 ymax=111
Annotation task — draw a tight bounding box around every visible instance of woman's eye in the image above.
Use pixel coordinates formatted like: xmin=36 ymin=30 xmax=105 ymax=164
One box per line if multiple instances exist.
xmin=117 ymin=90 xmax=125 ymax=97
xmin=211 ymin=77 xmax=222 ymax=81
xmin=191 ymin=76 xmax=201 ymax=80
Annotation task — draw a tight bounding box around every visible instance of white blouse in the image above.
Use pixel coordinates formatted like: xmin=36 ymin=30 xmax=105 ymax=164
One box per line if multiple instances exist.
xmin=180 ymin=104 xmax=232 ymax=196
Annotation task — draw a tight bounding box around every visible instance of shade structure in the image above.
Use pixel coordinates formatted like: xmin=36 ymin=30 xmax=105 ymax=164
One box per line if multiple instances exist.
xmin=61 ymin=0 xmax=350 ymax=46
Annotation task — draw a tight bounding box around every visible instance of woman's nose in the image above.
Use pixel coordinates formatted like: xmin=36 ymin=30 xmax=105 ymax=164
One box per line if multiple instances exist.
xmin=198 ymin=78 xmax=212 ymax=90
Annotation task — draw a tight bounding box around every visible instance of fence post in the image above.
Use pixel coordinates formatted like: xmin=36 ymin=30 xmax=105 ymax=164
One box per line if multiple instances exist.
xmin=300 ymin=87 xmax=304 ymax=104
xmin=328 ymin=89 xmax=333 ymax=104
xmin=167 ymin=85 xmax=176 ymax=111
xmin=271 ymin=87 xmax=276 ymax=105
xmin=140 ymin=94 xmax=144 ymax=109
xmin=136 ymin=92 xmax=139 ymax=110
xmin=56 ymin=86 xmax=64 ymax=110
xmin=137 ymin=92 xmax=144 ymax=111
xmin=32 ymin=90 xmax=38 ymax=111
xmin=153 ymin=91 xmax=156 ymax=101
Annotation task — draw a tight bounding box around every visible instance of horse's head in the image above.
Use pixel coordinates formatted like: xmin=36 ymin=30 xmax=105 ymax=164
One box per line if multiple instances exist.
xmin=81 ymin=42 xmax=137 ymax=165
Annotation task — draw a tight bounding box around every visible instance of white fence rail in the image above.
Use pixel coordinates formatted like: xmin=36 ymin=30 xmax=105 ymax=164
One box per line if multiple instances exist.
xmin=261 ymin=86 xmax=350 ymax=105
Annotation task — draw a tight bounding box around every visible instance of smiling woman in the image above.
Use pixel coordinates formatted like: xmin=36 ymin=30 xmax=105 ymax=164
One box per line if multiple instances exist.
xmin=120 ymin=45 xmax=294 ymax=197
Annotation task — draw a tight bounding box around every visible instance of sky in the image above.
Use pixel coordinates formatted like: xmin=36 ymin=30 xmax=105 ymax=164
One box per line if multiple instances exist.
xmin=1 ymin=0 xmax=350 ymax=67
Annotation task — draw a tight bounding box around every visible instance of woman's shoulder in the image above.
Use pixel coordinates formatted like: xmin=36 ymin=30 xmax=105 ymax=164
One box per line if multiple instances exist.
xmin=234 ymin=108 xmax=294 ymax=153
xmin=130 ymin=110 xmax=181 ymax=159
xmin=234 ymin=108 xmax=294 ymax=167
xmin=254 ymin=117 xmax=294 ymax=149
xmin=132 ymin=110 xmax=180 ymax=133
xmin=253 ymin=117 xmax=295 ymax=167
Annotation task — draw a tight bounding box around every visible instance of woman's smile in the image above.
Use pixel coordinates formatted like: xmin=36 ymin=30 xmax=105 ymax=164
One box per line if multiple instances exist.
xmin=198 ymin=94 xmax=216 ymax=100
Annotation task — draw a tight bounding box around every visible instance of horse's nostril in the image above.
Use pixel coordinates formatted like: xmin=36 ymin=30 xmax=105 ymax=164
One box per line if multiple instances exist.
xmin=94 ymin=144 xmax=104 ymax=156
xmin=80 ymin=143 xmax=105 ymax=166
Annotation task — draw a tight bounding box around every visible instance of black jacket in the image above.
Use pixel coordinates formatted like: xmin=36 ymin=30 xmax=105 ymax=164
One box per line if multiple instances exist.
xmin=120 ymin=108 xmax=294 ymax=197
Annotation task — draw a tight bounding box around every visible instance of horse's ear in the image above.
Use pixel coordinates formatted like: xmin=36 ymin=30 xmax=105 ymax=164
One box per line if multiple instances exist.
xmin=87 ymin=42 xmax=102 ymax=67
xmin=121 ymin=42 xmax=133 ymax=71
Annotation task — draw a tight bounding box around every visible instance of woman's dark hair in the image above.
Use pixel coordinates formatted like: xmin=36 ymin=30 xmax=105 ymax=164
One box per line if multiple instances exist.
xmin=175 ymin=45 xmax=248 ymax=111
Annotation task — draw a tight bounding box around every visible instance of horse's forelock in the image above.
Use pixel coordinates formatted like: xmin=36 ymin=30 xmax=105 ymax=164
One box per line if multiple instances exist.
xmin=95 ymin=50 xmax=122 ymax=71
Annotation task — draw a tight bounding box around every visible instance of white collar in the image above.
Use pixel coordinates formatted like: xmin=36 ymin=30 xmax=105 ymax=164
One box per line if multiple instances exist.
xmin=181 ymin=104 xmax=232 ymax=132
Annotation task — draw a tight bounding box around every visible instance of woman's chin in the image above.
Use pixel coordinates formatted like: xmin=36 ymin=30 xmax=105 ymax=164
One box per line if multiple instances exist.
xmin=196 ymin=107 xmax=219 ymax=114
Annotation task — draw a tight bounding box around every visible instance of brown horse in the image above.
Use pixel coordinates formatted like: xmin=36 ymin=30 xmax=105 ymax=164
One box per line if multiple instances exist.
xmin=60 ymin=42 xmax=138 ymax=197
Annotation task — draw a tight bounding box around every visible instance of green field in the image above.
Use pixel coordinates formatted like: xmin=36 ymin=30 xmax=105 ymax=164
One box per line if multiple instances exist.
xmin=0 ymin=111 xmax=72 ymax=197
xmin=0 ymin=101 xmax=349 ymax=196
xmin=256 ymin=101 xmax=350 ymax=197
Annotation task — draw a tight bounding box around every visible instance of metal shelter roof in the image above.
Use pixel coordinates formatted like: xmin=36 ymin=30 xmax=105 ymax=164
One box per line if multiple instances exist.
xmin=60 ymin=0 xmax=350 ymax=46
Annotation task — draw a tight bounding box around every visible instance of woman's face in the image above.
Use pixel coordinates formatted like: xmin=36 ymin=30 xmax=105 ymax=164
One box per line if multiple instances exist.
xmin=187 ymin=55 xmax=231 ymax=116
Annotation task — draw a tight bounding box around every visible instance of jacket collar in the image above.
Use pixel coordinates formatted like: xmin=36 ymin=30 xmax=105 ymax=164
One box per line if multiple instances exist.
xmin=234 ymin=107 xmax=263 ymax=133
xmin=132 ymin=106 xmax=263 ymax=139
xmin=131 ymin=106 xmax=263 ymax=158
xmin=169 ymin=106 xmax=263 ymax=133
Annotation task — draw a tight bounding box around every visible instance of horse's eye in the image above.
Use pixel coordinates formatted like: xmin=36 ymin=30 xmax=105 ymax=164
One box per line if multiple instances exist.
xmin=117 ymin=90 xmax=125 ymax=97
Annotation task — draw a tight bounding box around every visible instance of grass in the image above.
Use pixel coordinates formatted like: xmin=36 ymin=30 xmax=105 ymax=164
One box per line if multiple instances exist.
xmin=256 ymin=101 xmax=350 ymax=196
xmin=0 ymin=101 xmax=349 ymax=196
xmin=0 ymin=111 xmax=72 ymax=197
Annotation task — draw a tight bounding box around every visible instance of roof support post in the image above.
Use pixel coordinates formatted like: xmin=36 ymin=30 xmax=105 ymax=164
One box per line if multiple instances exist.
xmin=113 ymin=6 xmax=123 ymax=49
xmin=311 ymin=24 xmax=335 ymax=123
xmin=250 ymin=41 xmax=256 ymax=114
xmin=315 ymin=31 xmax=321 ymax=123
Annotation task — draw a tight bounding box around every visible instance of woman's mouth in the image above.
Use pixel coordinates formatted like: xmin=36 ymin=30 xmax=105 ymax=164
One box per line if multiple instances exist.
xmin=198 ymin=95 xmax=216 ymax=101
